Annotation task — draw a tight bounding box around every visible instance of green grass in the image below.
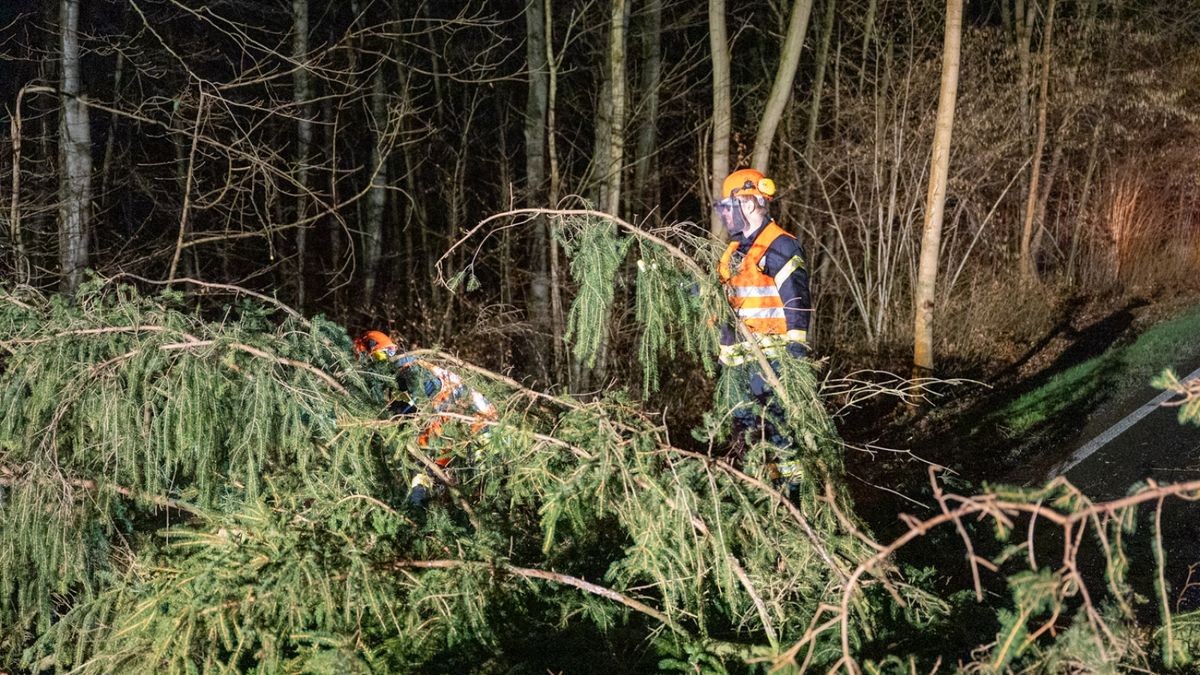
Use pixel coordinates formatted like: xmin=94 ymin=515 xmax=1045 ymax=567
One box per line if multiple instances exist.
xmin=999 ymin=304 xmax=1200 ymax=436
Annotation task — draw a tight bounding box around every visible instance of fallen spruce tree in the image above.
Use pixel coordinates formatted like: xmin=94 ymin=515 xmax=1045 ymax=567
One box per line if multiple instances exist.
xmin=0 ymin=276 xmax=903 ymax=672
xmin=2 ymin=222 xmax=1200 ymax=671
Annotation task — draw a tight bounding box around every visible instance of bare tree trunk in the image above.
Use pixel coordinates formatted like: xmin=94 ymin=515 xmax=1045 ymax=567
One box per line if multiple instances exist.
xmin=167 ymin=95 xmax=205 ymax=282
xmin=1000 ymin=0 xmax=1012 ymax=36
xmin=99 ymin=50 xmax=123 ymax=206
xmin=546 ymin=0 xmax=566 ymax=381
xmin=362 ymin=67 xmax=387 ymax=303
xmin=7 ymin=86 xmax=46 ymax=284
xmin=1067 ymin=124 xmax=1103 ymax=280
xmin=58 ymin=0 xmax=92 ymax=295
xmin=913 ymin=0 xmax=963 ymax=375
xmin=708 ymin=0 xmax=731 ymax=237
xmin=751 ymin=0 xmax=814 ymax=173
xmin=1019 ymin=0 xmax=1057 ymax=283
xmin=594 ymin=0 xmax=629 ymax=385
xmin=292 ymin=0 xmax=312 ymax=309
xmin=438 ymin=92 xmax=479 ymax=342
xmin=524 ymin=0 xmax=551 ymax=380
xmin=323 ymin=93 xmax=345 ymax=317
xmin=1015 ymin=0 xmax=1036 ymax=140
xmin=803 ymin=0 xmax=837 ymax=161
xmin=604 ymin=0 xmax=627 ymax=217
xmin=632 ymin=0 xmax=662 ymax=218
xmin=858 ymin=0 xmax=877 ymax=93
xmin=1029 ymin=136 xmax=1064 ymax=268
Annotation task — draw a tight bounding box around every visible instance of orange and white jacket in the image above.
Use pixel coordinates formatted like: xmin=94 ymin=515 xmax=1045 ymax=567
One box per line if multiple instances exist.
xmin=717 ymin=220 xmax=811 ymax=365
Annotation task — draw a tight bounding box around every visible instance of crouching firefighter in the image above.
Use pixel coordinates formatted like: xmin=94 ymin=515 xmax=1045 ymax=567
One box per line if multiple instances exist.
xmin=712 ymin=169 xmax=812 ymax=494
xmin=354 ymin=330 xmax=498 ymax=507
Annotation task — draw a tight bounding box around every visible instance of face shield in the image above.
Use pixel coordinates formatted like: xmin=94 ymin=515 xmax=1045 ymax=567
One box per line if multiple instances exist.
xmin=713 ymin=196 xmax=750 ymax=237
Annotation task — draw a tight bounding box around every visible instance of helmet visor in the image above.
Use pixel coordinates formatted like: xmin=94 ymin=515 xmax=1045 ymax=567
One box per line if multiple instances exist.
xmin=712 ymin=197 xmax=738 ymax=216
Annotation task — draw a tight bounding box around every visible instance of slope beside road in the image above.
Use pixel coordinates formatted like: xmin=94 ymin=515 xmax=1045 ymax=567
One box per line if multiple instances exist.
xmin=1051 ymin=362 xmax=1200 ymax=501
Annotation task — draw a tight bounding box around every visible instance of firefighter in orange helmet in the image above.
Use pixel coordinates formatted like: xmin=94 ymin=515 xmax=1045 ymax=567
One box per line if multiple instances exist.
xmin=354 ymin=330 xmax=498 ymax=507
xmin=713 ymin=168 xmax=811 ymax=487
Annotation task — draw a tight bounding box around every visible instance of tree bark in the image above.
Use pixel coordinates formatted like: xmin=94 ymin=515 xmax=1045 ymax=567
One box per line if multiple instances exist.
xmin=803 ymin=0 xmax=837 ymax=161
xmin=292 ymin=0 xmax=312 ymax=310
xmin=99 ymin=50 xmax=123 ymax=208
xmin=362 ymin=67 xmax=387 ymax=304
xmin=858 ymin=0 xmax=877 ymax=93
xmin=604 ymin=0 xmax=627 ymax=217
xmin=524 ymin=0 xmax=551 ymax=379
xmin=594 ymin=0 xmax=629 ymax=385
xmin=751 ymin=0 xmax=814 ymax=173
xmin=1018 ymin=0 xmax=1058 ymax=283
xmin=546 ymin=0 xmax=566 ymax=380
xmin=708 ymin=0 xmax=731 ymax=238
xmin=913 ymin=0 xmax=964 ymax=375
xmin=632 ymin=0 xmax=662 ymax=218
xmin=58 ymin=0 xmax=92 ymax=295
xmin=1015 ymin=0 xmax=1036 ymax=140
xmin=1067 ymin=124 xmax=1103 ymax=280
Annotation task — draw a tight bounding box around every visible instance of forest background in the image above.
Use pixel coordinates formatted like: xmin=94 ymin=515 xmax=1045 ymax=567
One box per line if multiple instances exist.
xmin=2 ymin=0 xmax=1200 ymax=671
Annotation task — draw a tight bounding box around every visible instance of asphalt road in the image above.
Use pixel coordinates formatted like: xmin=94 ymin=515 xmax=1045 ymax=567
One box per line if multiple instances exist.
xmin=1042 ymin=364 xmax=1200 ymax=612
xmin=1050 ymin=364 xmax=1200 ymax=501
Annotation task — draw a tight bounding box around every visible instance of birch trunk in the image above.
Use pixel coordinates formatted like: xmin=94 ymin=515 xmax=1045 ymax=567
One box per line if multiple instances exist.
xmin=751 ymin=0 xmax=814 ymax=173
xmin=913 ymin=0 xmax=963 ymax=374
xmin=58 ymin=0 xmax=92 ymax=294
xmin=604 ymin=0 xmax=627 ymax=217
xmin=593 ymin=0 xmax=629 ymax=385
xmin=708 ymin=0 xmax=731 ymax=238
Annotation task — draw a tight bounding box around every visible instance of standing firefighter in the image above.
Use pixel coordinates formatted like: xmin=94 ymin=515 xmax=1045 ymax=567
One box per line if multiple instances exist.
xmin=353 ymin=330 xmax=498 ymax=507
xmin=712 ymin=168 xmax=812 ymax=489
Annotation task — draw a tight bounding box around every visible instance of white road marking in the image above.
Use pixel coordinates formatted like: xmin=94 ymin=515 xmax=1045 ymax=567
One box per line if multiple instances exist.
xmin=1048 ymin=364 xmax=1200 ymax=479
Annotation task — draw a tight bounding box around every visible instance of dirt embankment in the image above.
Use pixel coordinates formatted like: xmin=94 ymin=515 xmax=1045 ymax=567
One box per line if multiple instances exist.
xmin=838 ymin=285 xmax=1200 ymax=533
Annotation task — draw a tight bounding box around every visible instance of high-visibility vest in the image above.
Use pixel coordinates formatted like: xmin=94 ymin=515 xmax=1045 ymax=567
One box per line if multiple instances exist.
xmin=718 ymin=222 xmax=807 ymax=365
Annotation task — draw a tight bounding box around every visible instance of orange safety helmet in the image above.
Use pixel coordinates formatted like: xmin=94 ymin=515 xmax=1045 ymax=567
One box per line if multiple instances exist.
xmin=353 ymin=330 xmax=398 ymax=362
xmin=719 ymin=168 xmax=777 ymax=202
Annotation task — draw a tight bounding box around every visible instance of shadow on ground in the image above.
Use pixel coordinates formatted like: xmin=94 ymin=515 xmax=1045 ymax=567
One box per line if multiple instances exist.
xmin=843 ymin=298 xmax=1150 ymax=541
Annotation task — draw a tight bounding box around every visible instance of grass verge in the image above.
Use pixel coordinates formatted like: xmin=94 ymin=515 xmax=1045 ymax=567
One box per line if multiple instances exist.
xmin=998 ymin=303 xmax=1200 ymax=436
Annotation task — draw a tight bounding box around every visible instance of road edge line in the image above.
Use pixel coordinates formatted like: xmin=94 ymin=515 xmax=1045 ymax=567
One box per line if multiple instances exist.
xmin=1047 ymin=364 xmax=1200 ymax=479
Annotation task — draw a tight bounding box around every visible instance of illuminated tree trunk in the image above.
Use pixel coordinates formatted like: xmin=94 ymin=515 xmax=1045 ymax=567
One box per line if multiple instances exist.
xmin=1019 ymin=0 xmax=1058 ymax=283
xmin=750 ymin=0 xmax=813 ymax=173
xmin=913 ymin=0 xmax=963 ymax=375
xmin=592 ymin=0 xmax=629 ymax=385
xmin=525 ymin=0 xmax=552 ymax=380
xmin=58 ymin=0 xmax=92 ymax=294
xmin=604 ymin=0 xmax=627 ymax=217
xmin=708 ymin=0 xmax=731 ymax=238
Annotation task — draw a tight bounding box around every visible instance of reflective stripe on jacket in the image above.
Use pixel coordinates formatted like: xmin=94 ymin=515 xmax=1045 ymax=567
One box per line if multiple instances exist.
xmin=718 ymin=221 xmax=808 ymax=366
